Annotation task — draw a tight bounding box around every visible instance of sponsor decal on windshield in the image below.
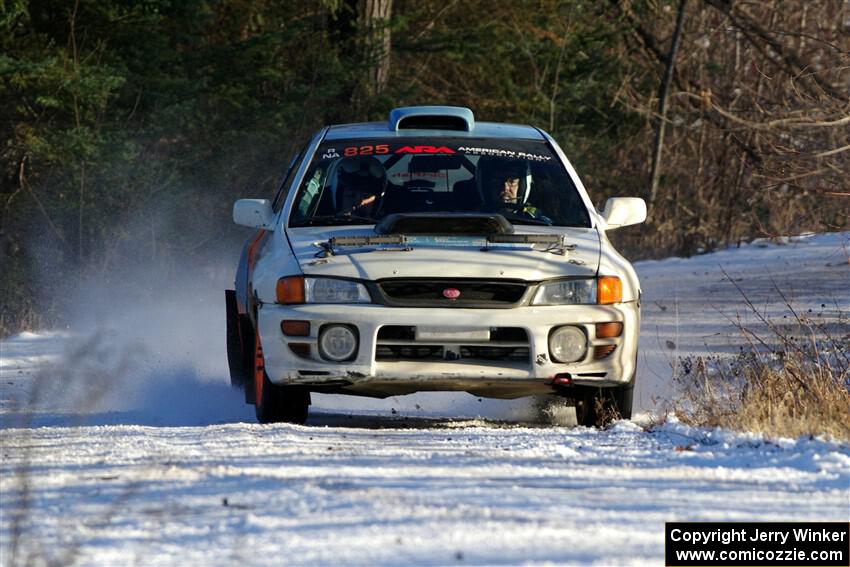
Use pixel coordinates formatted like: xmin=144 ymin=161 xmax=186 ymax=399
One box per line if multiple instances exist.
xmin=395 ymin=145 xmax=456 ymax=154
xmin=456 ymin=146 xmax=552 ymax=161
xmin=392 ymin=171 xmax=447 ymax=179
xmin=343 ymin=144 xmax=391 ymax=156
xmin=338 ymin=144 xmax=458 ymax=157
xmin=329 ymin=142 xmax=553 ymax=161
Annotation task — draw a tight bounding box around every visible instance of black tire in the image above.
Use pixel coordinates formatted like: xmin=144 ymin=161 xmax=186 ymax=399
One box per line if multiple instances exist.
xmin=574 ymin=381 xmax=634 ymax=428
xmin=255 ymin=371 xmax=311 ymax=424
xmin=574 ymin=388 xmax=599 ymax=427
xmin=252 ymin=332 xmax=310 ymax=424
xmin=225 ymin=290 xmax=248 ymax=389
xmin=611 ymin=381 xmax=634 ymax=420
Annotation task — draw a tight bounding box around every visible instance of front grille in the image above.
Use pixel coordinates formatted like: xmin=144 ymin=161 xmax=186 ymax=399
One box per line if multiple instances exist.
xmin=459 ymin=346 xmax=529 ymax=361
xmin=376 ymin=345 xmax=443 ymax=360
xmin=377 ymin=279 xmax=527 ymax=306
xmin=375 ymin=326 xmax=530 ymax=363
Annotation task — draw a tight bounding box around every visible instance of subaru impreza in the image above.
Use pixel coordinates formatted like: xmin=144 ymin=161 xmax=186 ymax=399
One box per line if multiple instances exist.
xmin=226 ymin=106 xmax=646 ymax=425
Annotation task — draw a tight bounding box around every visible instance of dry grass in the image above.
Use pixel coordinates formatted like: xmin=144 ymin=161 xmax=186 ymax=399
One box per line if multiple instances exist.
xmin=677 ymin=351 xmax=850 ymax=440
xmin=737 ymin=356 xmax=849 ymax=439
xmin=675 ymin=282 xmax=850 ymax=440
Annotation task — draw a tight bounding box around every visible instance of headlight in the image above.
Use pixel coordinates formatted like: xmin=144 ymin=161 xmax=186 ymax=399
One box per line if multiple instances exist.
xmin=531 ymin=277 xmax=623 ymax=305
xmin=276 ymin=276 xmax=370 ymax=304
xmin=532 ymin=279 xmax=596 ymax=305
xmin=305 ymin=278 xmax=370 ymax=303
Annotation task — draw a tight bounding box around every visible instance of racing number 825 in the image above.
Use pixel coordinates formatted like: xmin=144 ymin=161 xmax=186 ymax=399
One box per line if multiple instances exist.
xmin=344 ymin=145 xmax=390 ymax=156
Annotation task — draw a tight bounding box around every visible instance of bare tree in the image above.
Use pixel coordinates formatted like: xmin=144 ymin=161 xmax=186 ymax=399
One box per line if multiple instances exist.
xmin=649 ymin=0 xmax=688 ymax=205
xmin=616 ymin=0 xmax=849 ymax=253
xmin=359 ymin=0 xmax=393 ymax=95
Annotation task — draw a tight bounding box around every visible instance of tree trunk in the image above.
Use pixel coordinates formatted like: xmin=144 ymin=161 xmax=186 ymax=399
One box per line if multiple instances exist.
xmin=648 ymin=0 xmax=688 ymax=205
xmin=359 ymin=0 xmax=393 ymax=95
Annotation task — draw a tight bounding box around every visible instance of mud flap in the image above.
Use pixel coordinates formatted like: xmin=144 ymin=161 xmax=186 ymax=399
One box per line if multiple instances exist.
xmin=225 ymin=289 xmax=250 ymax=390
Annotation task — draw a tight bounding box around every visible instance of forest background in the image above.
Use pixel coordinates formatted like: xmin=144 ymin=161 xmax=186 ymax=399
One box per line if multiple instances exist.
xmin=1 ymin=0 xmax=848 ymax=335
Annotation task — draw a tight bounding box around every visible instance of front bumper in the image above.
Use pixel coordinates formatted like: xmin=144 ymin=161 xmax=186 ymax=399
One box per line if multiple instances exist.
xmin=257 ymin=302 xmax=639 ymax=398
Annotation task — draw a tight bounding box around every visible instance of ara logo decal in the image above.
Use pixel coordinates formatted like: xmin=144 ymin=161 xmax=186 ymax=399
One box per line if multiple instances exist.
xmin=395 ymin=145 xmax=456 ymax=154
xmin=322 ymin=148 xmax=341 ymax=159
xmin=442 ymin=288 xmax=461 ymax=299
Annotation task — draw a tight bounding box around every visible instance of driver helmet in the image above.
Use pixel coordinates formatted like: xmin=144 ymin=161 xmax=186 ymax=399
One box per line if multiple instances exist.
xmin=480 ymin=158 xmax=529 ymax=207
xmin=336 ymin=155 xmax=386 ymax=211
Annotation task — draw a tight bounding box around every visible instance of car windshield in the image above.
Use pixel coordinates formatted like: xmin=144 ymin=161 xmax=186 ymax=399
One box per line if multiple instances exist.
xmin=288 ymin=138 xmax=591 ymax=228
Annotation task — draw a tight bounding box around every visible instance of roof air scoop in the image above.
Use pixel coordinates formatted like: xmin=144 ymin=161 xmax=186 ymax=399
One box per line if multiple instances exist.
xmin=389 ymin=106 xmax=475 ymax=132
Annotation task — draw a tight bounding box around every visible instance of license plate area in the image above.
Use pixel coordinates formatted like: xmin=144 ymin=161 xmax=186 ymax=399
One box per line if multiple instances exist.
xmin=414 ymin=327 xmax=491 ymax=342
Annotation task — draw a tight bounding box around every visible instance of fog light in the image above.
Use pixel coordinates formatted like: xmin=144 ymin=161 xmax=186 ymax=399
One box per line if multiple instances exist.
xmin=318 ymin=324 xmax=358 ymax=362
xmin=549 ymin=326 xmax=587 ymax=363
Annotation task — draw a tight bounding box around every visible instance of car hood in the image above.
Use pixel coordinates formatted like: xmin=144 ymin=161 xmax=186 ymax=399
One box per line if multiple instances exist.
xmin=286 ymin=227 xmax=600 ymax=281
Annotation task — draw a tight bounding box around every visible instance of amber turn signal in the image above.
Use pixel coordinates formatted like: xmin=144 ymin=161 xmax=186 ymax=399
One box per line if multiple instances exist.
xmin=281 ymin=320 xmax=310 ymax=336
xmin=597 ymin=276 xmax=622 ymax=305
xmin=276 ymin=276 xmax=305 ymax=304
xmin=595 ymin=322 xmax=623 ymax=338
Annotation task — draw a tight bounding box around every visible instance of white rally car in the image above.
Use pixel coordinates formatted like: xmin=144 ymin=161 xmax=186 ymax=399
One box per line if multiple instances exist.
xmin=226 ymin=106 xmax=646 ymax=425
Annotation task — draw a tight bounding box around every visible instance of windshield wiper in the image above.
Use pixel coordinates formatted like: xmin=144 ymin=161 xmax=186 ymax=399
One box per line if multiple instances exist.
xmin=295 ymin=214 xmax=376 ymax=227
xmin=316 ymin=234 xmax=411 ymax=258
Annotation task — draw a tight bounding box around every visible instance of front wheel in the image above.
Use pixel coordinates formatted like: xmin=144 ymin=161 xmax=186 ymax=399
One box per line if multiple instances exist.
xmin=574 ymin=381 xmax=634 ymax=428
xmin=253 ymin=333 xmax=310 ymax=424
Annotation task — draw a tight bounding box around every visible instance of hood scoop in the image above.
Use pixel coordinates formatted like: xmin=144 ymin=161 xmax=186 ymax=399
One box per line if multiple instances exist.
xmin=375 ymin=213 xmax=514 ymax=236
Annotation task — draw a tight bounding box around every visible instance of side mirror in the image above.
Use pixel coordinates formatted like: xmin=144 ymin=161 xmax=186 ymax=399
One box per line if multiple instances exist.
xmin=601 ymin=197 xmax=647 ymax=230
xmin=233 ymin=199 xmax=276 ymax=230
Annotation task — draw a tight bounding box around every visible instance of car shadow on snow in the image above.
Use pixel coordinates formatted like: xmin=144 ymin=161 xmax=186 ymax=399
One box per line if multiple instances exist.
xmin=305 ymin=411 xmax=544 ymax=430
xmin=2 ymin=363 xmax=575 ymax=430
xmin=0 ymin=408 xmax=553 ymax=431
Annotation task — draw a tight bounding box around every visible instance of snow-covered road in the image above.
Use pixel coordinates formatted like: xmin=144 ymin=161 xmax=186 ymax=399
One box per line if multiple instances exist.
xmin=2 ymin=232 xmax=848 ymax=566
xmin=3 ymin=418 xmax=848 ymax=566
